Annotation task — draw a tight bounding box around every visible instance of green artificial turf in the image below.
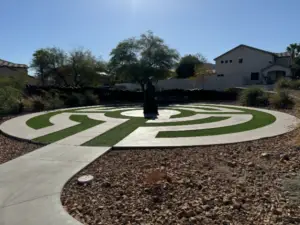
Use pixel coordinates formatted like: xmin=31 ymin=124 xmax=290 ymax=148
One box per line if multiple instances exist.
xmin=33 ymin=115 xmax=103 ymax=143
xmin=26 ymin=111 xmax=66 ymax=129
xmin=183 ymin=106 xmax=221 ymax=111
xmin=157 ymin=108 xmax=276 ymax=138
xmin=84 ymin=117 xmax=147 ymax=146
xmin=145 ymin=116 xmax=229 ymax=126
xmin=104 ymin=110 xmax=135 ymax=119
xmin=170 ymin=109 xmax=198 ymax=118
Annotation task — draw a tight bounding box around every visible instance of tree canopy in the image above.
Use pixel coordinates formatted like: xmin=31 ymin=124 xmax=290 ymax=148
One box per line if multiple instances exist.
xmin=176 ymin=54 xmax=207 ymax=78
xmin=108 ymin=31 xmax=179 ymax=91
xmin=31 ymin=47 xmax=107 ymax=87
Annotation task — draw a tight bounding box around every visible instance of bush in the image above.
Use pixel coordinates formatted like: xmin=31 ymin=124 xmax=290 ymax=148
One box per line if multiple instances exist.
xmin=289 ymin=80 xmax=300 ymax=90
xmin=0 ymin=87 xmax=23 ymax=114
xmin=275 ymin=79 xmax=291 ymax=89
xmin=84 ymin=91 xmax=99 ymax=106
xmin=239 ymin=87 xmax=269 ymax=107
xmin=269 ymin=91 xmax=295 ymax=109
xmin=44 ymin=92 xmax=64 ymax=110
xmin=64 ymin=93 xmax=85 ymax=107
xmin=276 ymin=79 xmax=300 ymax=90
xmin=47 ymin=95 xmax=64 ymax=109
xmin=22 ymin=98 xmax=34 ymax=112
xmin=31 ymin=96 xmax=47 ymax=111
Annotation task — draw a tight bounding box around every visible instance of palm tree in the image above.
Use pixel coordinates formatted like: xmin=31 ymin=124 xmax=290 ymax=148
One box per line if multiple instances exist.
xmin=287 ymin=43 xmax=300 ymax=78
xmin=287 ymin=43 xmax=300 ymax=61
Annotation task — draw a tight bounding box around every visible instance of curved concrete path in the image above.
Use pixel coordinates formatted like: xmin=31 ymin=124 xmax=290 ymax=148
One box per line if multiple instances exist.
xmin=0 ymin=144 xmax=110 ymax=225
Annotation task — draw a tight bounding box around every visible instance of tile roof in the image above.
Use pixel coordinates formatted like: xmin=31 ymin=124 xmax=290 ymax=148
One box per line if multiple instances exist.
xmin=0 ymin=59 xmax=28 ymax=68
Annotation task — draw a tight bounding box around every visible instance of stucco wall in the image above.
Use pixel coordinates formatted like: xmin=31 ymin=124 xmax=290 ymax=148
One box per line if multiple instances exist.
xmin=215 ymin=46 xmax=274 ymax=85
xmin=275 ymin=57 xmax=291 ymax=67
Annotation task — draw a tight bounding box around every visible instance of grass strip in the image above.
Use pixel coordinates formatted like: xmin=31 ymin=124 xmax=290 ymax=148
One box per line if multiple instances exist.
xmin=182 ymin=106 xmax=221 ymax=111
xmin=157 ymin=108 xmax=276 ymax=138
xmin=33 ymin=115 xmax=103 ymax=143
xmin=84 ymin=118 xmax=146 ymax=146
xmin=26 ymin=107 xmax=95 ymax=129
xmin=170 ymin=109 xmax=198 ymax=118
xmin=26 ymin=111 xmax=67 ymax=129
xmin=145 ymin=116 xmax=229 ymax=126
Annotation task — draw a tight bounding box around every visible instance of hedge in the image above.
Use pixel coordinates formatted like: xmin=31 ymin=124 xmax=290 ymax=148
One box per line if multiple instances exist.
xmin=25 ymin=85 xmax=239 ymax=104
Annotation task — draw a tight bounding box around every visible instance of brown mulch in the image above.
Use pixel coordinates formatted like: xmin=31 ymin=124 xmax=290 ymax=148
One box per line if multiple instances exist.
xmin=61 ymin=131 xmax=300 ymax=225
xmin=0 ymin=116 xmax=43 ymax=165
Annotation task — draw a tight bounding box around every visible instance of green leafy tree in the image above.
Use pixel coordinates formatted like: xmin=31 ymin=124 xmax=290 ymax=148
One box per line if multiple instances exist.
xmin=69 ymin=48 xmax=107 ymax=86
xmin=31 ymin=47 xmax=69 ymax=86
xmin=176 ymin=54 xmax=207 ymax=78
xmin=108 ymin=31 xmax=179 ymax=91
xmin=31 ymin=49 xmax=51 ymax=86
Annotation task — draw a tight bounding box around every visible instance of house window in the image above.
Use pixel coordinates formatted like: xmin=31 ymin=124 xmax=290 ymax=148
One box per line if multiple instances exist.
xmin=251 ymin=72 xmax=259 ymax=80
xmin=221 ymin=60 xmax=224 ymax=64
xmin=229 ymin=60 xmax=232 ymax=63
xmin=225 ymin=60 xmax=228 ymax=63
xmin=238 ymin=58 xmax=243 ymax=63
xmin=217 ymin=74 xmax=224 ymax=77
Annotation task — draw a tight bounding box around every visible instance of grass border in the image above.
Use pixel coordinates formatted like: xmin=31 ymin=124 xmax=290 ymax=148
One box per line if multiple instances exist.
xmin=157 ymin=108 xmax=276 ymax=138
xmin=33 ymin=115 xmax=103 ymax=143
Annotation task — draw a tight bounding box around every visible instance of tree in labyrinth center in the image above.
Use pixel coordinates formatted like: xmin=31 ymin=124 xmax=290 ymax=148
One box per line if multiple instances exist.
xmin=108 ymin=31 xmax=180 ymax=92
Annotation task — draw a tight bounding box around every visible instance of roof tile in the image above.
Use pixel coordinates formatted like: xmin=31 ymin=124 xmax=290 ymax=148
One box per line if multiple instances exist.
xmin=0 ymin=59 xmax=28 ymax=68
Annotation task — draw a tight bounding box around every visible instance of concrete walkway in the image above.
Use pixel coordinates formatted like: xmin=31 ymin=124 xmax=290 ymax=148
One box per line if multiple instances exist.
xmin=0 ymin=144 xmax=110 ymax=225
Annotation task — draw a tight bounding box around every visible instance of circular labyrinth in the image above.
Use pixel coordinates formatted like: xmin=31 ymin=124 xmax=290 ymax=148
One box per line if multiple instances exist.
xmin=1 ymin=104 xmax=299 ymax=148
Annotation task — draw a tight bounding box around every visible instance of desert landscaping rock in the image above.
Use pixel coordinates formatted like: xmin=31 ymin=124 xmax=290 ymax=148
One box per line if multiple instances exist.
xmin=62 ymin=129 xmax=300 ymax=225
xmin=0 ymin=116 xmax=43 ymax=165
xmin=77 ymin=175 xmax=94 ymax=184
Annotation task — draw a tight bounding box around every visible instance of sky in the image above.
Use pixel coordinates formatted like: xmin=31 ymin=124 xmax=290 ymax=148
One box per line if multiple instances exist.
xmin=1 ymin=0 xmax=299 ymax=74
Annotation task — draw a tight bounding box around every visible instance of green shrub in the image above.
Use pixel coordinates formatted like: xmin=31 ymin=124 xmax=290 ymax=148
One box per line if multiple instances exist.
xmin=44 ymin=92 xmax=64 ymax=110
xmin=47 ymin=94 xmax=64 ymax=109
xmin=32 ymin=96 xmax=47 ymax=111
xmin=64 ymin=93 xmax=85 ymax=107
xmin=239 ymin=87 xmax=269 ymax=107
xmin=289 ymin=80 xmax=300 ymax=90
xmin=84 ymin=91 xmax=99 ymax=106
xmin=22 ymin=98 xmax=34 ymax=112
xmin=0 ymin=87 xmax=23 ymax=114
xmin=275 ymin=79 xmax=291 ymax=89
xmin=276 ymin=79 xmax=300 ymax=90
xmin=269 ymin=91 xmax=295 ymax=109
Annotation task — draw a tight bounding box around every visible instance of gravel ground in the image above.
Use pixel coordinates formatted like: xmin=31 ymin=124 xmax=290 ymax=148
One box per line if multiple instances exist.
xmin=62 ymin=132 xmax=300 ymax=224
xmin=0 ymin=116 xmax=43 ymax=165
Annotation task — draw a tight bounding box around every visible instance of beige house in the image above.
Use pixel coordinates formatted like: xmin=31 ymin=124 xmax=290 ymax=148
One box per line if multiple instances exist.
xmin=214 ymin=44 xmax=292 ymax=86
